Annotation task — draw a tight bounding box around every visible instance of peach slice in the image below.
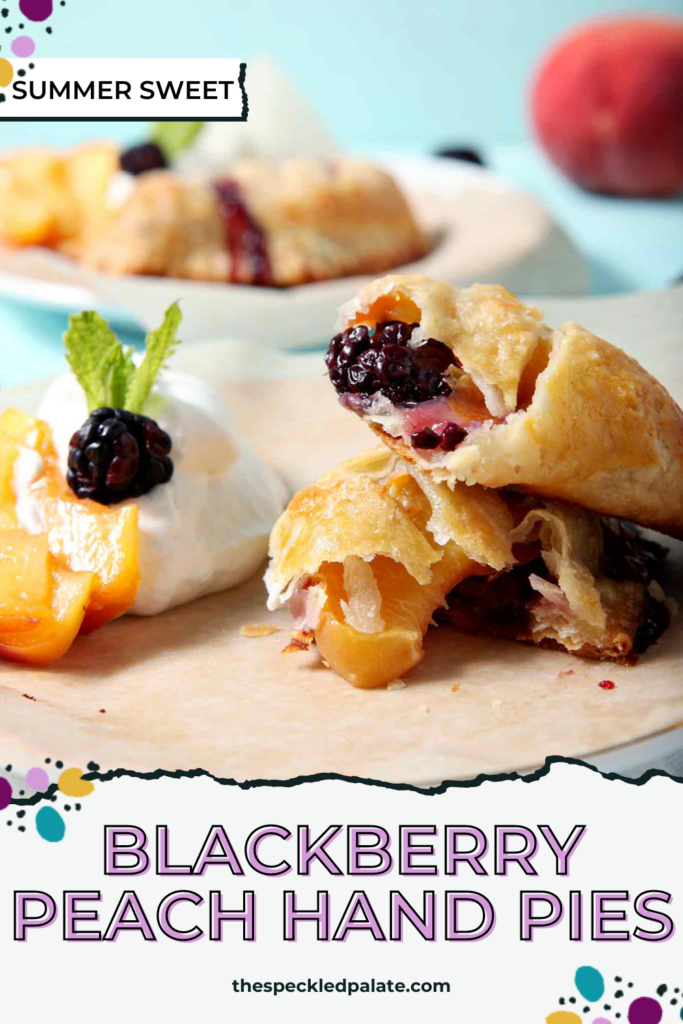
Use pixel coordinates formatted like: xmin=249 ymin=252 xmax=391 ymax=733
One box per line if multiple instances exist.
xmin=0 ymin=530 xmax=97 ymax=664
xmin=0 ymin=408 xmax=140 ymax=634
xmin=314 ymin=545 xmax=478 ymax=689
xmin=273 ymin=464 xmax=485 ymax=688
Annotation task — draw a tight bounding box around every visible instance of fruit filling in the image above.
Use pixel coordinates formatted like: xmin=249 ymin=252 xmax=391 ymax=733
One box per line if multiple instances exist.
xmin=326 ymin=321 xmax=456 ymax=404
xmin=445 ymin=522 xmax=671 ymax=659
xmin=215 ymin=180 xmax=273 ymax=287
xmin=326 ymin=321 xmax=481 ymax=453
xmin=67 ymin=407 xmax=173 ymax=505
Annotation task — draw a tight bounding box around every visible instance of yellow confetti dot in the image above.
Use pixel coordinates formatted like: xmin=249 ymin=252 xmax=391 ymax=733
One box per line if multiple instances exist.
xmin=0 ymin=59 xmax=13 ymax=88
xmin=546 ymin=1013 xmax=582 ymax=1024
xmin=58 ymin=767 xmax=95 ymax=798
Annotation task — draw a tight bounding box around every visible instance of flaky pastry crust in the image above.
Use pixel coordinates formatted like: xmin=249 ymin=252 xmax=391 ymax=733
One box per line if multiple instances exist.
xmin=337 ymin=275 xmax=683 ymax=538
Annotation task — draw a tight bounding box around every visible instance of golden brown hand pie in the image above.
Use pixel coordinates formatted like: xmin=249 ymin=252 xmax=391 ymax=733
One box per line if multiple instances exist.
xmin=79 ymin=161 xmax=429 ymax=286
xmin=266 ymin=450 xmax=671 ymax=688
xmin=326 ymin=274 xmax=683 ymax=539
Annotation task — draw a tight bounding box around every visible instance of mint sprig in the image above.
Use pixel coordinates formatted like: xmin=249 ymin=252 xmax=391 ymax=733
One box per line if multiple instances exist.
xmin=125 ymin=303 xmax=182 ymax=414
xmin=64 ymin=302 xmax=182 ymax=414
xmin=150 ymin=121 xmax=204 ymax=161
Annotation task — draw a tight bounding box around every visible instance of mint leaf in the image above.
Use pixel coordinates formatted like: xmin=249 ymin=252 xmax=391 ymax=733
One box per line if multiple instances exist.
xmin=108 ymin=345 xmax=137 ymax=409
xmin=125 ymin=302 xmax=182 ymax=414
xmin=64 ymin=311 xmax=125 ymax=412
xmin=150 ymin=121 xmax=204 ymax=161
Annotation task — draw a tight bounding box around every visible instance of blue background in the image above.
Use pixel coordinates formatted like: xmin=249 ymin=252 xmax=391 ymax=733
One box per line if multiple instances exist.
xmin=1 ymin=0 xmax=682 ymax=384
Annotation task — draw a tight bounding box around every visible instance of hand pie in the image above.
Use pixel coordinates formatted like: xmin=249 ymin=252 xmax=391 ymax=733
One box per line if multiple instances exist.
xmin=326 ymin=274 xmax=683 ymax=539
xmin=78 ymin=161 xmax=429 ymax=286
xmin=266 ymin=449 xmax=671 ymax=688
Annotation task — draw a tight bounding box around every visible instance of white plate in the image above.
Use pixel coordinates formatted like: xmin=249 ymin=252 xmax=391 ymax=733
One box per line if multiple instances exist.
xmin=0 ymin=155 xmax=588 ymax=346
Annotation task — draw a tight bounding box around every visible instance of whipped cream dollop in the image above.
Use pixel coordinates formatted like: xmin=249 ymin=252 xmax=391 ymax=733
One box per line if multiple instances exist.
xmin=24 ymin=371 xmax=288 ymax=616
xmin=176 ymin=60 xmax=338 ymax=176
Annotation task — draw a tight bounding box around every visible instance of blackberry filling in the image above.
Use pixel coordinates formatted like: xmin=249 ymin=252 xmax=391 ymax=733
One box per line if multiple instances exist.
xmin=599 ymin=519 xmax=668 ymax=586
xmin=215 ymin=180 xmax=273 ymax=287
xmin=67 ymin=407 xmax=173 ymax=506
xmin=326 ymin=321 xmax=457 ymax=406
xmin=633 ymin=594 xmax=671 ymax=653
xmin=120 ymin=143 xmax=167 ymax=177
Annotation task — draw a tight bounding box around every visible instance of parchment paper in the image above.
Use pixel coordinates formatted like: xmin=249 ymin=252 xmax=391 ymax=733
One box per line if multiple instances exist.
xmin=2 ymin=290 xmax=683 ymax=784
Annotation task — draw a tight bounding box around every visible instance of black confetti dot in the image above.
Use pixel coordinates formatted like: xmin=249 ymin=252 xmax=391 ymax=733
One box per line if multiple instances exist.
xmin=18 ymin=826 xmax=25 ymax=832
xmin=5 ymin=764 xmax=11 ymax=771
xmin=559 ymin=999 xmax=565 ymax=1006
xmin=604 ymin=1007 xmax=611 ymax=1012
xmin=45 ymin=758 xmax=51 ymax=764
xmin=18 ymin=69 xmax=25 ymax=76
xmin=4 ymin=27 xmax=11 ymax=33
xmin=583 ymin=1008 xmax=589 ymax=1014
xmin=615 ymin=978 xmax=622 ymax=983
xmin=672 ymin=999 xmax=678 ymax=1006
xmin=628 ymin=983 xmax=633 ymax=989
xmin=569 ymin=998 xmax=576 ymax=1005
xmin=55 ymin=760 xmax=63 ymax=769
xmin=0 ymin=94 xmax=6 ymax=103
xmin=17 ymin=810 xmax=25 ymax=818
xmin=6 ymin=820 xmax=11 ymax=825
xmin=29 ymin=62 xmax=34 ymax=68
xmin=64 ymin=804 xmax=71 ymax=812
xmin=87 ymin=761 xmax=99 ymax=771
xmin=0 ymin=8 xmax=7 ymax=15
xmin=18 ymin=21 xmax=23 ymax=27
xmin=75 ymin=803 xmax=81 ymax=811
xmin=657 ymin=985 xmax=668 ymax=997
xmin=46 ymin=25 xmax=51 ymax=32
xmin=615 ymin=990 xmax=624 ymax=999
xmin=19 ymin=790 xmax=24 ymax=796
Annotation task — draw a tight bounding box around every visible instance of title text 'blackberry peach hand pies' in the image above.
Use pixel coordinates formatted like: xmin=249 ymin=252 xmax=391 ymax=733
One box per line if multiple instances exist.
xmin=266 ymin=450 xmax=671 ymax=688
xmin=326 ymin=275 xmax=683 ymax=538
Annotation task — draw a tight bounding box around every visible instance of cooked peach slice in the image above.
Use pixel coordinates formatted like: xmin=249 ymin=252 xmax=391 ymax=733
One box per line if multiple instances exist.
xmin=0 ymin=530 xmax=96 ymax=664
xmin=0 ymin=408 xmax=140 ymax=634
xmin=268 ymin=451 xmax=514 ymax=688
xmin=0 ymin=150 xmax=77 ymax=247
xmin=32 ymin=478 xmax=140 ymax=633
xmin=63 ymin=142 xmax=119 ymax=244
xmin=314 ymin=546 xmax=478 ymax=688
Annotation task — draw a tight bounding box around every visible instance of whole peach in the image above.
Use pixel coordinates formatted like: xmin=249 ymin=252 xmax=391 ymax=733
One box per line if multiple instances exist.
xmin=531 ymin=17 xmax=683 ymax=197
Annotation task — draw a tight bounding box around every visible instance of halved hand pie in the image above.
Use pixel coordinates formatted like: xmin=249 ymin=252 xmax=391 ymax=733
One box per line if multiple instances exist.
xmin=327 ymin=275 xmax=683 ymax=539
xmin=266 ymin=450 xmax=671 ymax=688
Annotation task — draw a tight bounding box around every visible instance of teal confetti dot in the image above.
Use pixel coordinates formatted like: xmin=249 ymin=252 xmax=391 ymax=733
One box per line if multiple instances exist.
xmin=36 ymin=806 xmax=65 ymax=842
xmin=576 ymin=967 xmax=605 ymax=1003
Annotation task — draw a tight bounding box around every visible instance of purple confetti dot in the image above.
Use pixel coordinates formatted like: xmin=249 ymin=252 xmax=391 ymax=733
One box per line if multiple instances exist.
xmin=26 ymin=766 xmax=49 ymax=791
xmin=0 ymin=777 xmax=12 ymax=810
xmin=11 ymin=34 xmax=34 ymax=56
xmin=18 ymin=0 xmax=51 ymax=21
xmin=628 ymin=998 xmax=663 ymax=1024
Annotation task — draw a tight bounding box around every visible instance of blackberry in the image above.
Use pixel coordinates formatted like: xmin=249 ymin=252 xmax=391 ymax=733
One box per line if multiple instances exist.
xmin=67 ymin=408 xmax=173 ymax=505
xmin=440 ymin=422 xmax=467 ymax=451
xmin=120 ymin=142 xmax=167 ymax=177
xmin=326 ymin=321 xmax=458 ymax=405
xmin=410 ymin=421 xmax=467 ymax=453
xmin=411 ymin=428 xmax=440 ymax=450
